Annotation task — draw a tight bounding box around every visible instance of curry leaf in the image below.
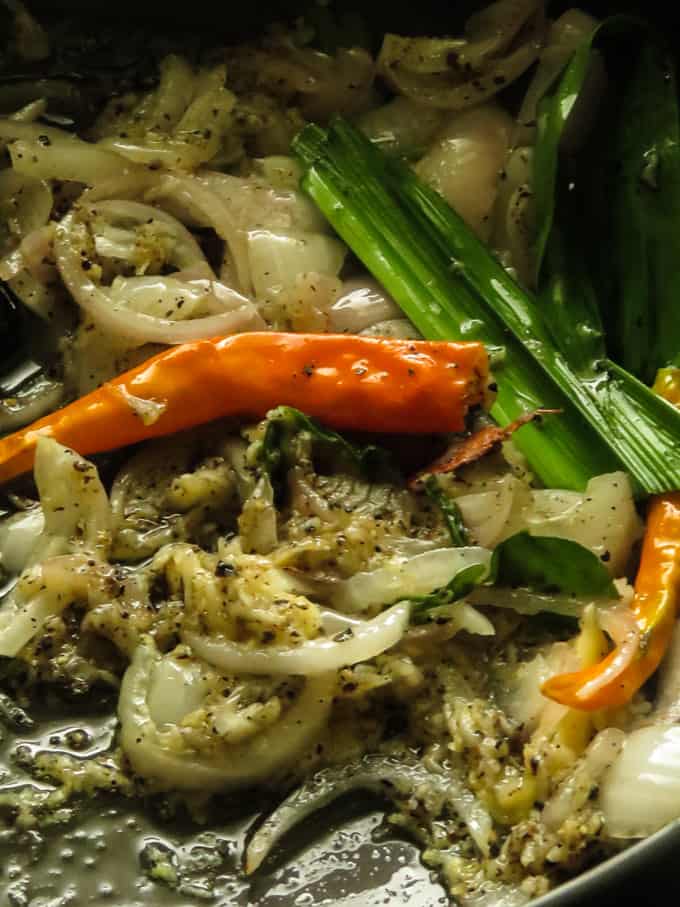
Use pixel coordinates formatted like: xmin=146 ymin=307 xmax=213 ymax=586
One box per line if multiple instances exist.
xmin=408 ymin=563 xmax=488 ymax=624
xmin=258 ymin=405 xmax=395 ymax=497
xmin=490 ymin=531 xmax=618 ymax=597
xmin=423 ymin=475 xmax=469 ymax=547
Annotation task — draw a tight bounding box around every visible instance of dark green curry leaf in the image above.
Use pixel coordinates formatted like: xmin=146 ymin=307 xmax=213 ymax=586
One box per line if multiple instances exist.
xmin=423 ymin=475 xmax=469 ymax=547
xmin=257 ymin=406 xmax=395 ymax=498
xmin=490 ymin=531 xmax=618 ymax=598
xmin=408 ymin=563 xmax=488 ymax=624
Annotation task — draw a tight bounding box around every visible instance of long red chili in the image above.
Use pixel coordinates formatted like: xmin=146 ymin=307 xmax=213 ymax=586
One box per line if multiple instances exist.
xmin=0 ymin=332 xmax=489 ymax=484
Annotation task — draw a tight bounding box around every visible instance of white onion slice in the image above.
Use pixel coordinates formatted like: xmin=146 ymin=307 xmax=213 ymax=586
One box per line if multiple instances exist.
xmin=0 ymin=378 xmax=64 ymax=433
xmin=118 ymin=637 xmax=336 ymax=791
xmin=329 ymin=279 xmax=402 ymax=333
xmin=456 ymin=474 xmax=518 ymax=548
xmin=184 ymin=602 xmax=410 ymax=676
xmin=55 ymin=211 xmax=264 ymax=345
xmin=147 ymin=173 xmax=251 ymax=294
xmin=331 ymin=547 xmax=492 ymax=614
xmin=543 ymin=727 xmax=625 ymax=830
xmin=654 ymin=623 xmax=680 ymax=723
xmin=244 ymin=752 xmax=493 ymax=874
xmin=0 ymin=507 xmax=45 ymax=576
xmin=600 ymin=724 xmax=680 ymax=838
xmin=0 ymin=554 xmax=95 ymax=657
xmin=85 ymin=199 xmax=208 ymax=272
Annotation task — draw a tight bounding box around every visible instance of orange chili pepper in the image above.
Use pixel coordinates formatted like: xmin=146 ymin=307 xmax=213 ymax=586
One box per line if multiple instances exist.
xmin=542 ymin=373 xmax=680 ymax=711
xmin=0 ymin=332 xmax=488 ymax=484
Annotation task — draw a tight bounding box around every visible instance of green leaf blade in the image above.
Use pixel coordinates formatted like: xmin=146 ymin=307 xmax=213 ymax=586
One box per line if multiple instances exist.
xmin=491 ymin=531 xmax=618 ymax=598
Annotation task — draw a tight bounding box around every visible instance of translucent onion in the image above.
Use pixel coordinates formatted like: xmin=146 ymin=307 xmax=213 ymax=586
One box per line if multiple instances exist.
xmin=55 ymin=211 xmax=264 ymax=345
xmin=184 ymin=602 xmax=410 ymax=677
xmin=654 ymin=624 xmax=680 ymax=723
xmin=414 ymin=104 xmax=513 ymax=240
xmin=378 ymin=3 xmax=544 ymax=112
xmin=467 ymin=579 xmax=631 ymax=619
xmin=0 ymin=507 xmax=44 ymax=576
xmin=600 ymin=724 xmax=680 ymax=838
xmin=356 ymin=96 xmax=447 ymax=157
xmin=247 ymin=229 xmax=346 ymax=299
xmin=0 ymin=554 xmax=96 ymax=657
xmin=147 ymin=172 xmax=251 ymax=294
xmin=543 ymin=727 xmax=625 ymax=830
xmin=9 ymin=136 xmax=136 ymax=184
xmin=329 ymin=278 xmax=402 ymax=334
xmin=118 ymin=637 xmax=336 ymax=792
xmin=244 ymin=751 xmax=493 ymax=874
xmin=456 ymin=474 xmax=519 ymax=548
xmin=85 ymin=199 xmax=208 ymax=272
xmin=359 ymin=318 xmax=421 ymax=340
xmin=0 ymin=378 xmax=65 ymax=433
xmin=500 ymin=471 xmax=642 ymax=576
xmin=331 ymin=547 xmax=492 ymax=615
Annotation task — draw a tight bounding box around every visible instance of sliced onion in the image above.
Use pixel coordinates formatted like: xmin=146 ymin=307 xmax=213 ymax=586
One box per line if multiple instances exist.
xmin=147 ymin=173 xmax=251 ymax=294
xmin=247 ymin=229 xmax=346 ymax=299
xmin=600 ymin=724 xmax=680 ymax=838
xmin=329 ymin=278 xmax=402 ymax=334
xmin=456 ymin=474 xmax=519 ymax=548
xmin=34 ymin=437 xmax=111 ymax=549
xmin=55 ymin=211 xmax=264 ymax=345
xmin=85 ymin=199 xmax=208 ymax=271
xmin=543 ymin=727 xmax=625 ymax=830
xmin=244 ymin=751 xmax=493 ymax=874
xmin=9 ymin=137 xmax=135 ymax=184
xmin=0 ymin=506 xmax=44 ymax=576
xmin=331 ymin=547 xmax=492 ymax=614
xmin=359 ymin=318 xmax=421 ymax=340
xmin=185 ymin=602 xmax=410 ymax=676
xmin=466 ymin=582 xmax=630 ymax=619
xmin=146 ymin=655 xmax=212 ymax=728
xmin=0 ymin=377 xmax=64 ymax=433
xmin=414 ymin=103 xmax=513 ymax=240
xmin=500 ymin=471 xmax=642 ymax=576
xmin=654 ymin=623 xmax=680 ymax=723
xmin=0 ymin=554 xmax=97 ymax=657
xmin=118 ymin=637 xmax=336 ymax=792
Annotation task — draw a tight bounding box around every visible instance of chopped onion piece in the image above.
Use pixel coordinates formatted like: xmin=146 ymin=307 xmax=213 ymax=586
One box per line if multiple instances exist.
xmin=55 ymin=211 xmax=264 ymax=345
xmin=331 ymin=547 xmax=492 ymax=614
xmin=600 ymin=724 xmax=680 ymax=838
xmin=655 ymin=623 xmax=680 ymax=723
xmin=118 ymin=637 xmax=336 ymax=791
xmin=329 ymin=278 xmax=402 ymax=334
xmin=185 ymin=602 xmax=410 ymax=676
xmin=247 ymin=229 xmax=346 ymax=299
xmin=0 ymin=377 xmax=64 ymax=433
xmin=245 ymin=752 xmax=493 ymax=874
xmin=543 ymin=728 xmax=625 ymax=830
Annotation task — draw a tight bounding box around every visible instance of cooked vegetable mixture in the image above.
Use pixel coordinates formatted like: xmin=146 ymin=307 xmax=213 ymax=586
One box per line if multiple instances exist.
xmin=1 ymin=1 xmax=680 ymax=904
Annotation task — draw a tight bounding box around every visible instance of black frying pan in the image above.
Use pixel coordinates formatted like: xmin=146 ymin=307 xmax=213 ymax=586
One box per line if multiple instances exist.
xmin=8 ymin=2 xmax=680 ymax=903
